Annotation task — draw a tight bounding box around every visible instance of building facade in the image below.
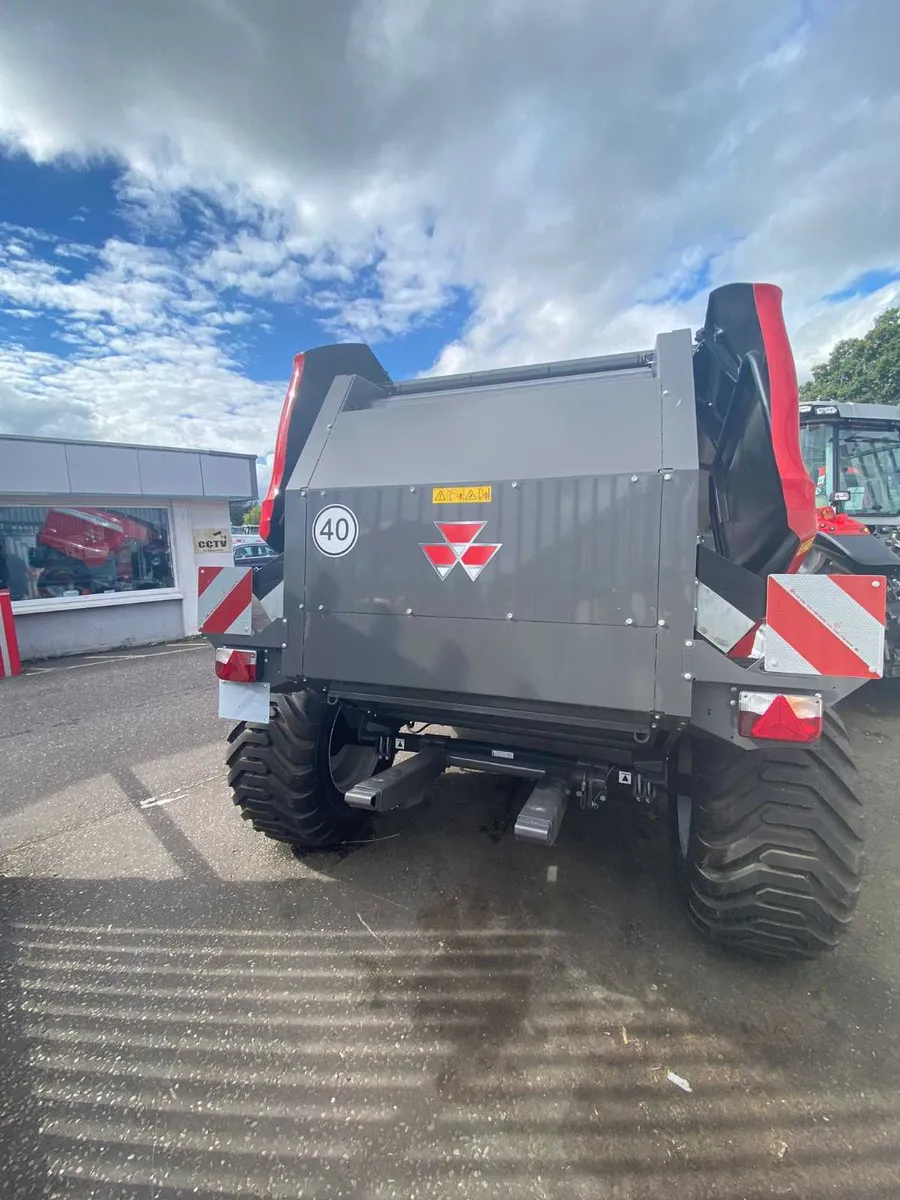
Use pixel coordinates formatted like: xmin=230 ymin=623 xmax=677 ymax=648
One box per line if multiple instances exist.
xmin=0 ymin=433 xmax=257 ymax=661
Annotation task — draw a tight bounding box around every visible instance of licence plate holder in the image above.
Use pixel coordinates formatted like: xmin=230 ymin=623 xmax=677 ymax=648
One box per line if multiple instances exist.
xmin=218 ymin=680 xmax=271 ymax=723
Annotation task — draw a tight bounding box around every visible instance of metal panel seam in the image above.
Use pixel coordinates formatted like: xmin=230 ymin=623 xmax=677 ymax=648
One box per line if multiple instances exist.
xmin=305 ymin=611 xmax=652 ymax=628
xmin=292 ymin=376 xmax=354 ymax=492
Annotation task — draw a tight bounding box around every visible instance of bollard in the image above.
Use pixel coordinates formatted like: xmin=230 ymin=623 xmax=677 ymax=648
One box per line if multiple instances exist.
xmin=0 ymin=589 xmax=21 ymax=678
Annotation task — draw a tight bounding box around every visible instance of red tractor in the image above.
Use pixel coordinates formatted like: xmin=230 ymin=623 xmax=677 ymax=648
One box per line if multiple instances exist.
xmin=30 ymin=508 xmax=169 ymax=597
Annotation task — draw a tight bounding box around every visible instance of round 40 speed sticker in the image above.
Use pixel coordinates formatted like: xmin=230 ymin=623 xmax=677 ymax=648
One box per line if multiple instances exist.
xmin=312 ymin=504 xmax=359 ymax=557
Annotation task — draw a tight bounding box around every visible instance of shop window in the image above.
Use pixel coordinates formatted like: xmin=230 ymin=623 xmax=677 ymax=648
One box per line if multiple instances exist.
xmin=0 ymin=505 xmax=175 ymax=602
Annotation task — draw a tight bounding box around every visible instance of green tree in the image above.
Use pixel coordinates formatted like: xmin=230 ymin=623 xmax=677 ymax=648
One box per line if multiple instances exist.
xmin=229 ymin=499 xmax=251 ymax=525
xmin=243 ymin=503 xmax=261 ymax=526
xmin=799 ymin=307 xmax=900 ymax=405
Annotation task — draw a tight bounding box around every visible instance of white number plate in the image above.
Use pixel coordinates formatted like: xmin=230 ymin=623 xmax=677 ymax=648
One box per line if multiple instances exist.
xmin=218 ymin=680 xmax=270 ymax=723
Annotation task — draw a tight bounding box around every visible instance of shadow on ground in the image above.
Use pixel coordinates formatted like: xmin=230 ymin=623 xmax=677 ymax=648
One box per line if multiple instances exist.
xmin=2 ymin=755 xmax=899 ymax=1200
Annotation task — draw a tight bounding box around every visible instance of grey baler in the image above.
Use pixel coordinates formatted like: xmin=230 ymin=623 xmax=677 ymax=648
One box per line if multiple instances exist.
xmin=202 ymin=283 xmax=885 ymax=960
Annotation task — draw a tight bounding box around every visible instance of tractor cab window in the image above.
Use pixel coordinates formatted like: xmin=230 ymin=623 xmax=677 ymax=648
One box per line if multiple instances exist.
xmin=799 ymin=422 xmax=835 ymax=508
xmin=838 ymin=426 xmax=900 ymax=517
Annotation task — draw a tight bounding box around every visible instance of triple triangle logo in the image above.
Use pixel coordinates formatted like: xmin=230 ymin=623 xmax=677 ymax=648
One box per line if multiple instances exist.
xmin=420 ymin=522 xmax=502 ymax=581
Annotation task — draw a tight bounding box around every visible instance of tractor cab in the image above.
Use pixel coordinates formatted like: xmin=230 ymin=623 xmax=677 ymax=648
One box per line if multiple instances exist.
xmin=799 ymin=402 xmax=900 ymax=529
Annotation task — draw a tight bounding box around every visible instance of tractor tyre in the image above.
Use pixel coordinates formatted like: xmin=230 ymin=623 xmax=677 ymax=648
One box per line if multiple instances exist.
xmin=670 ymin=713 xmax=863 ymax=960
xmin=226 ymin=690 xmax=381 ymax=850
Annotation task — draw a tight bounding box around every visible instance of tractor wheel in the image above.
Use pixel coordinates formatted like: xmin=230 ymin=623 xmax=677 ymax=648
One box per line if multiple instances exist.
xmin=226 ymin=690 xmax=381 ymax=850
xmin=670 ymin=713 xmax=863 ymax=959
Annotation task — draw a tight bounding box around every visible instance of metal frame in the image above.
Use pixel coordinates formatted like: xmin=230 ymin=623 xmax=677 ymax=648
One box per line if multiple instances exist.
xmin=391 ymin=349 xmax=654 ymax=395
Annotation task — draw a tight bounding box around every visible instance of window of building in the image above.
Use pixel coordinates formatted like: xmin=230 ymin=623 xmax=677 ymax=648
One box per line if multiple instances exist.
xmin=0 ymin=505 xmax=175 ymax=603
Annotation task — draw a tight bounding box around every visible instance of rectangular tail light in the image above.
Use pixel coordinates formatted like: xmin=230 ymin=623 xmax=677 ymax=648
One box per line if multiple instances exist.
xmin=738 ymin=691 xmax=822 ymax=743
xmin=215 ymin=647 xmax=257 ymax=683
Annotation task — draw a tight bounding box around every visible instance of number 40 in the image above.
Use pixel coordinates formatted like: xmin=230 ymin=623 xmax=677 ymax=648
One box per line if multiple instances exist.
xmin=319 ymin=516 xmax=350 ymax=541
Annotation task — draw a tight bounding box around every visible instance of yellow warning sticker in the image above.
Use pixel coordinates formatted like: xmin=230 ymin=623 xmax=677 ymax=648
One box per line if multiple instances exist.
xmin=432 ymin=485 xmax=492 ymax=505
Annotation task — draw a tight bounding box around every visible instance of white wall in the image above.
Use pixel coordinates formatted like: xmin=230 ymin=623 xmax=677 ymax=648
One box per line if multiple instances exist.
xmin=173 ymin=499 xmax=235 ymax=636
xmin=14 ymin=599 xmax=184 ymax=661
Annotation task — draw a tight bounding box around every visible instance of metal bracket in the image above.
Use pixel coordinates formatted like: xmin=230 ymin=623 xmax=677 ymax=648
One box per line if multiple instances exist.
xmin=345 ymin=748 xmax=446 ymax=813
xmin=633 ymin=774 xmax=657 ymax=804
xmin=514 ymin=778 xmax=570 ymax=846
xmin=577 ymin=764 xmax=612 ymax=810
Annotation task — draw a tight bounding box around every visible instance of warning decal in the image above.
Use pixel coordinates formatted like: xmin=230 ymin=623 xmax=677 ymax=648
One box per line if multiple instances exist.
xmin=432 ymin=485 xmax=492 ymax=505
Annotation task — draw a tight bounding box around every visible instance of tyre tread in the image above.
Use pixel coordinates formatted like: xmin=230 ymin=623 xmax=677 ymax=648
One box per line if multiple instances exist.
xmin=684 ymin=713 xmax=863 ymax=959
xmin=226 ymin=690 xmax=365 ymax=849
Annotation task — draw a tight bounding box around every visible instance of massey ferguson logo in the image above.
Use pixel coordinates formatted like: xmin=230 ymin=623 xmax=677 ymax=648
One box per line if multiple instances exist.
xmin=421 ymin=522 xmax=502 ymax=581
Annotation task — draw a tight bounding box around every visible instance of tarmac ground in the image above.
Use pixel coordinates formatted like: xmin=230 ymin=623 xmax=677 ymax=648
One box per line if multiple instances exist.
xmin=1 ymin=641 xmax=899 ymax=1198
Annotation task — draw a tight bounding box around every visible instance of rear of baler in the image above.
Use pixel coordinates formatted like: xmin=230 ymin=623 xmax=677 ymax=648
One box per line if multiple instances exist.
xmin=201 ymin=283 xmax=885 ymax=960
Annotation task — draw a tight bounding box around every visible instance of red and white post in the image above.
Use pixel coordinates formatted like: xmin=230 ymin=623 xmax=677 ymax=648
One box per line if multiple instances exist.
xmin=0 ymin=590 xmax=22 ymax=679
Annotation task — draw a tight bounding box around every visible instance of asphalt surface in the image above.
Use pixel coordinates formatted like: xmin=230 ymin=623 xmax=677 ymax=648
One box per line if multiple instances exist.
xmin=1 ymin=643 xmax=899 ymax=1199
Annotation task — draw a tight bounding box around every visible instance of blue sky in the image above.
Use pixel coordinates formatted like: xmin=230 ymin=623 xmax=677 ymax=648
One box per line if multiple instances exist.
xmin=0 ymin=152 xmax=474 ymax=462
xmin=826 ymin=269 xmax=900 ymax=304
xmin=0 ymin=151 xmax=485 ymax=493
xmin=0 ymin=0 xmax=898 ymax=482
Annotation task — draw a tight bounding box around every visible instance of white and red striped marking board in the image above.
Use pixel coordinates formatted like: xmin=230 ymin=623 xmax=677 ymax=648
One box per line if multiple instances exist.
xmin=764 ymin=574 xmax=886 ymax=679
xmin=0 ymin=590 xmax=22 ymax=678
xmin=198 ymin=567 xmax=253 ymax=636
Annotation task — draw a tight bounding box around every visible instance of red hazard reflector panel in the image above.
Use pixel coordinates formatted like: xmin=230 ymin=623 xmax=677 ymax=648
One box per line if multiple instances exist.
xmin=738 ymin=691 xmax=823 ymax=743
xmin=764 ymin=574 xmax=886 ymax=679
xmin=215 ymin=648 xmax=257 ymax=682
xmin=198 ymin=566 xmax=253 ymax=636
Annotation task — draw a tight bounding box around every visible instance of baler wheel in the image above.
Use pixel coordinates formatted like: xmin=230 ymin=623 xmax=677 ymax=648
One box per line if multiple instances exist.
xmin=671 ymin=713 xmax=863 ymax=959
xmin=226 ymin=690 xmax=380 ymax=849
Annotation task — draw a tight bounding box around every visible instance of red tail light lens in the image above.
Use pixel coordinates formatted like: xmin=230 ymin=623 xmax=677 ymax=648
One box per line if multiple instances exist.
xmin=259 ymin=353 xmax=306 ymax=544
xmin=738 ymin=691 xmax=822 ymax=742
xmin=215 ymin=648 xmax=257 ymax=683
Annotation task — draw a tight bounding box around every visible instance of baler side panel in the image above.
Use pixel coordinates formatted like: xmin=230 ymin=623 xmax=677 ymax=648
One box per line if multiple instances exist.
xmin=281 ymin=486 xmax=308 ymax=679
xmin=303 ymin=474 xmax=662 ymax=626
xmin=303 ymin=611 xmax=659 ymax=713
xmin=290 ymin=375 xmax=356 ymax=494
xmin=288 ymin=356 xmax=700 ymax=718
xmin=655 ymin=329 xmax=702 ymax=718
xmin=308 ymin=371 xmax=663 ymax=488
xmin=281 ymin=373 xmax=382 ymax=681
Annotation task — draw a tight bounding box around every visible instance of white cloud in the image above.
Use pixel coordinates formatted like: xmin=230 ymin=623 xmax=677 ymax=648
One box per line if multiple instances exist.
xmin=0 ymin=224 xmax=282 ymax=466
xmin=790 ymin=283 xmax=900 ymax=380
xmin=0 ymin=0 xmax=895 ymax=451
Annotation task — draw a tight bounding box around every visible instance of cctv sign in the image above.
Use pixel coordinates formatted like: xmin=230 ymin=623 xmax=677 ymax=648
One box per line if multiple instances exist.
xmin=193 ymin=528 xmax=233 ymax=554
